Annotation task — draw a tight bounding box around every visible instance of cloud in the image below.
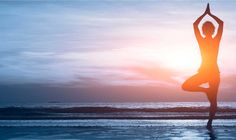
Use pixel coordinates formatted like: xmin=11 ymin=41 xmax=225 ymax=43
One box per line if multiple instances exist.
xmin=0 ymin=49 xmax=180 ymax=88
xmin=1 ymin=1 xmax=236 ymax=102
xmin=0 ymin=83 xmax=208 ymax=103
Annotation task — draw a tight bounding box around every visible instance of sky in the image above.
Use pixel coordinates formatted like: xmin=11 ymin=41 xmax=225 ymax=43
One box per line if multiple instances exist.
xmin=1 ymin=0 xmax=236 ymax=103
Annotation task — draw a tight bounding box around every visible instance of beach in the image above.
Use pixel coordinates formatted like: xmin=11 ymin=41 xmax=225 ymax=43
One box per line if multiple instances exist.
xmin=1 ymin=102 xmax=236 ymax=139
xmin=1 ymin=119 xmax=236 ymax=139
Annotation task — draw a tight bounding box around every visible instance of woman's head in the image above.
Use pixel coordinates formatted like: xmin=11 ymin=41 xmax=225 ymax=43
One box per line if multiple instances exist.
xmin=202 ymin=21 xmax=215 ymax=37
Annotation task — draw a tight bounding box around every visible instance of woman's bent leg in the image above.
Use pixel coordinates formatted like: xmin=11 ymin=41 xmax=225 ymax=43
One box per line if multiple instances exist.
xmin=182 ymin=73 xmax=208 ymax=92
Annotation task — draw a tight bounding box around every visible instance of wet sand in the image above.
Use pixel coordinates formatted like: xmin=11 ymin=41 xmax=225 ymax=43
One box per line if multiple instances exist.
xmin=0 ymin=119 xmax=236 ymax=140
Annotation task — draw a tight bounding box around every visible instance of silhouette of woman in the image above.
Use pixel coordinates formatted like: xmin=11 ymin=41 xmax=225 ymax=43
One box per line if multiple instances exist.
xmin=182 ymin=3 xmax=223 ymax=129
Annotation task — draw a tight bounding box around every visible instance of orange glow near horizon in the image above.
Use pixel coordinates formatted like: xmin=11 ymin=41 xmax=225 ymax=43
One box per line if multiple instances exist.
xmin=2 ymin=1 xmax=236 ymax=102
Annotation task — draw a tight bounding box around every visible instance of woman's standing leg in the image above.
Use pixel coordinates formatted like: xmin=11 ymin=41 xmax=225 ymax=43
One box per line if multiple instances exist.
xmin=206 ymin=74 xmax=220 ymax=129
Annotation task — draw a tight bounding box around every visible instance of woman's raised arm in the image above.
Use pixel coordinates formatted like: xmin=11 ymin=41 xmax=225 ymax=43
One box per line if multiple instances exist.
xmin=209 ymin=12 xmax=224 ymax=40
xmin=193 ymin=4 xmax=208 ymax=41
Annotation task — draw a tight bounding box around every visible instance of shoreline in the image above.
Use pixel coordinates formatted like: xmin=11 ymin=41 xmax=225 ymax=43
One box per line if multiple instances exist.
xmin=1 ymin=119 xmax=236 ymax=127
xmin=1 ymin=116 xmax=236 ymax=120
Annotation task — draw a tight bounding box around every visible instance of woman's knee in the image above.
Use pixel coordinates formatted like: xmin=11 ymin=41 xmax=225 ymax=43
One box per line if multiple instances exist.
xmin=182 ymin=81 xmax=191 ymax=91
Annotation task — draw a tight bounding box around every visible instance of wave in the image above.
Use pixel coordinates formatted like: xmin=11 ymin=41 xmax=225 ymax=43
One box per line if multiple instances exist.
xmin=1 ymin=106 xmax=236 ymax=113
xmin=1 ymin=106 xmax=236 ymax=120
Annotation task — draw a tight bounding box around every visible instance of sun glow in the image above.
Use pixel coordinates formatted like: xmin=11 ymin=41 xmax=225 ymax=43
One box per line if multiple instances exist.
xmin=77 ymin=44 xmax=201 ymax=74
xmin=117 ymin=45 xmax=201 ymax=72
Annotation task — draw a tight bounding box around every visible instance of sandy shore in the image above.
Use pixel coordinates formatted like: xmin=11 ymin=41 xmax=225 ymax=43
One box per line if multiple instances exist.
xmin=0 ymin=119 xmax=236 ymax=139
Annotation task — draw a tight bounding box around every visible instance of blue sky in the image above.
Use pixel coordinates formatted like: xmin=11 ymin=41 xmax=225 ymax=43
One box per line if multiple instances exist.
xmin=1 ymin=0 xmax=236 ymax=103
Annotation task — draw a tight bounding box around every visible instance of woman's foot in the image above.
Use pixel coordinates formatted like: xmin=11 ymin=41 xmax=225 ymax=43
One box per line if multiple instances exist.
xmin=206 ymin=120 xmax=212 ymax=130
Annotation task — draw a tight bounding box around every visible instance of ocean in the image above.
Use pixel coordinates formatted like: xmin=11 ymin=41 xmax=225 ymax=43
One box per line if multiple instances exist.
xmin=1 ymin=102 xmax=236 ymax=120
xmin=1 ymin=102 xmax=236 ymax=139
